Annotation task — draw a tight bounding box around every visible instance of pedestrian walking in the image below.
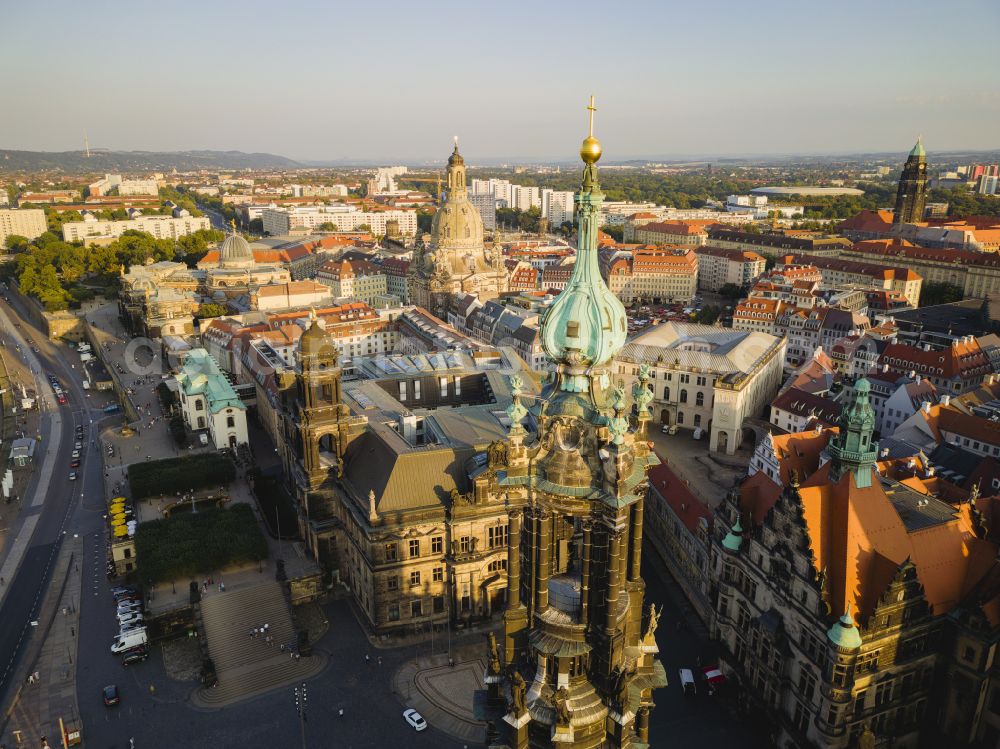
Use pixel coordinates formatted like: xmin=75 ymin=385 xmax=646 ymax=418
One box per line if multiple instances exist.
xmin=377 ymin=656 xmax=382 ymax=666
xmin=365 ymin=653 xmax=370 ymax=664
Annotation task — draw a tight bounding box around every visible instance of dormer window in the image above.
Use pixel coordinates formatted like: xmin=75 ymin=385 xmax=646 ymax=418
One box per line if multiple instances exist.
xmin=567 ymin=321 xmax=579 ymax=338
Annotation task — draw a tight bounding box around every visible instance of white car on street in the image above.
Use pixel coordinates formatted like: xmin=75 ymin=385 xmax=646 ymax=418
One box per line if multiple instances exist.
xmin=403 ymin=708 xmax=427 ymax=731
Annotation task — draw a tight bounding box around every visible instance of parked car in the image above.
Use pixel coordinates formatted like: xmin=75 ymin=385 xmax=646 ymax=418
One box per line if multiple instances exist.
xmin=701 ymin=665 xmax=727 ymax=696
xmin=103 ymin=685 xmax=120 ymax=706
xmin=122 ymin=649 xmax=149 ymax=667
xmin=403 ymin=708 xmax=427 ymax=732
xmin=117 ymin=612 xmax=143 ymax=626
xmin=70 ymin=460 xmax=80 ymax=468
xmin=679 ymin=668 xmax=697 ymax=697
xmin=68 ymin=472 xmax=77 ymax=481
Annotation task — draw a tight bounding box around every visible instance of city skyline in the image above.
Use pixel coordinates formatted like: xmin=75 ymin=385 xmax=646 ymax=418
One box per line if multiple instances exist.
xmin=2 ymin=0 xmax=998 ymax=161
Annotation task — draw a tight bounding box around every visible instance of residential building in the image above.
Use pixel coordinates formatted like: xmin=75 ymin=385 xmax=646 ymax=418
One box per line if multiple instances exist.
xmin=541 ymin=188 xmax=574 ymax=227
xmin=714 ymin=379 xmax=1000 ymax=748
xmin=616 ymin=322 xmax=787 ymax=454
xmin=248 ymin=280 xmax=331 ymax=311
xmin=0 ymin=208 xmax=47 ymax=245
xmin=777 ymin=254 xmax=922 ymax=308
xmin=601 ymin=247 xmax=698 ymax=304
xmin=876 ymin=337 xmax=991 ymax=395
xmin=469 ymin=192 xmax=497 ymax=230
xmin=770 ymin=387 xmax=842 ymax=432
xmin=261 ymin=205 xmax=417 ymax=237
xmin=645 ymin=462 xmax=714 ymax=624
xmin=707 ymin=227 xmax=851 ymax=257
xmin=173 ymin=348 xmax=248 ymax=449
xmin=316 ymin=258 xmax=389 ymax=306
xmin=694 ymin=245 xmax=766 ymax=291
xmin=628 ymin=220 xmax=711 ymax=246
xmin=510 ymin=184 xmax=540 ymax=212
xmin=61 ymin=214 xmax=210 ymax=242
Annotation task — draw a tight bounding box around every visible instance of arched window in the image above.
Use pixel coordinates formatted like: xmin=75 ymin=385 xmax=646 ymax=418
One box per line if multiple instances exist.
xmin=696 ymin=392 xmax=704 ymax=407
xmin=680 ymin=389 xmax=688 ymax=404
xmin=663 ymin=386 xmax=670 ymax=400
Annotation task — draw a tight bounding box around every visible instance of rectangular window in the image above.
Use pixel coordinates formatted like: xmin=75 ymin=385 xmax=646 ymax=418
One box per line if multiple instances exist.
xmin=488 ymin=524 xmax=509 ymax=549
xmin=385 ymin=543 xmax=398 ymax=562
xmin=387 ymin=576 xmax=398 ymax=591
xmin=433 ymin=596 xmax=445 ymax=614
xmin=227 ymin=416 xmax=235 ymax=428
xmin=410 ymin=570 xmax=421 ymax=587
xmin=460 ymin=536 xmax=471 ymax=553
xmin=433 ymin=567 xmax=443 ymax=582
xmin=440 ymin=376 xmax=448 ymax=397
xmin=408 ymin=540 xmax=420 ymax=557
xmin=411 ymin=600 xmax=422 ymax=618
xmin=398 ymin=381 xmax=406 ymax=401
xmin=431 ymin=536 xmax=443 ymax=554
xmin=388 ymin=604 xmax=400 ymax=621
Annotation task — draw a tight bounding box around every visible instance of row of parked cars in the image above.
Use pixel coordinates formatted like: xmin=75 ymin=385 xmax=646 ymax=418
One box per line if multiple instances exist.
xmin=109 ymin=586 xmax=149 ymax=665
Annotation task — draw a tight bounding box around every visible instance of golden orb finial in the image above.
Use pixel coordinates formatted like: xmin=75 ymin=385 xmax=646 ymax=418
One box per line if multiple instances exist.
xmin=580 ymin=95 xmax=602 ymax=165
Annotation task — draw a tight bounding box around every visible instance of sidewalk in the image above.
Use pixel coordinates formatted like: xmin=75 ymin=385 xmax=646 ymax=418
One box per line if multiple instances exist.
xmin=392 ymin=642 xmax=488 ymax=745
xmin=0 ymin=532 xmax=83 ymax=748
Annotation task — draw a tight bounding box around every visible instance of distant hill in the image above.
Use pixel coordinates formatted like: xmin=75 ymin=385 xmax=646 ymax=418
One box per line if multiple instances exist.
xmin=0 ymin=149 xmax=301 ymax=173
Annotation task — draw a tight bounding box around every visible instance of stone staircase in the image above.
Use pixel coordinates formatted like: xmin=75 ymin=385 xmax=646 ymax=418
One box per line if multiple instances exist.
xmin=192 ymin=580 xmax=326 ymax=708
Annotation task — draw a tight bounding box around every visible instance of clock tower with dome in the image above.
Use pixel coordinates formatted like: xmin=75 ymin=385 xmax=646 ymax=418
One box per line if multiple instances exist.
xmin=486 ymin=98 xmax=667 ymax=749
xmin=408 ymin=139 xmax=507 ymax=317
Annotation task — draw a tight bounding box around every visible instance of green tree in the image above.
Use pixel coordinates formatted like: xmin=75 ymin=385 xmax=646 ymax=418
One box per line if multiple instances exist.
xmin=4 ymin=234 xmax=29 ymax=251
xmin=919 ymin=281 xmax=964 ymax=307
xmin=317 ymin=222 xmax=340 ymax=231
xmin=600 ymin=224 xmax=624 ymax=242
xmin=718 ymin=283 xmax=746 ymax=301
xmin=196 ymin=303 xmax=228 ymax=319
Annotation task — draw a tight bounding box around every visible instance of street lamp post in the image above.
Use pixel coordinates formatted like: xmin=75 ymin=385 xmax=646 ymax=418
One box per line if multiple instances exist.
xmin=294 ymin=683 xmax=308 ymax=749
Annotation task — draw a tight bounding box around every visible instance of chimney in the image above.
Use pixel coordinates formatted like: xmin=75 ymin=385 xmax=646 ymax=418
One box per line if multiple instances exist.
xmin=908 ymin=370 xmax=916 ymax=379
xmin=915 ymin=375 xmax=921 ymax=384
xmin=922 ymin=401 xmax=932 ymax=414
xmin=940 ymin=394 xmax=951 ymax=407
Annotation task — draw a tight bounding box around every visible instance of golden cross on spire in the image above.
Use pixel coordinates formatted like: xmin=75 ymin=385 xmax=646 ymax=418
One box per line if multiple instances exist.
xmin=587 ymin=95 xmax=597 ymax=138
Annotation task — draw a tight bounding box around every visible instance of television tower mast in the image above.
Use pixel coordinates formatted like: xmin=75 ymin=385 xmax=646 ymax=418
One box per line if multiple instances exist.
xmin=84 ymin=133 xmax=91 ymax=158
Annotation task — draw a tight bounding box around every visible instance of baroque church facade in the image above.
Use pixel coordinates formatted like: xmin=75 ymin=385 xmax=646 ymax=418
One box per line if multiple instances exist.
xmin=278 ymin=103 xmax=666 ymax=747
xmin=408 ymin=142 xmax=507 ymax=317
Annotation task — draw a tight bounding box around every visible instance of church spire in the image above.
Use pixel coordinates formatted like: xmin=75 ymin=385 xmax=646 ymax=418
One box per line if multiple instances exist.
xmin=539 ymin=96 xmax=627 ymax=392
xmin=828 ymin=378 xmax=879 ymax=487
xmin=894 ymin=137 xmax=927 ymax=224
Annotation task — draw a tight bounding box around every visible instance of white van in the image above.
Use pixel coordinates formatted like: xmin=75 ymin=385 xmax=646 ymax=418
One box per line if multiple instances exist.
xmin=111 ymin=629 xmax=147 ymax=654
xmin=679 ymin=668 xmax=697 ymax=697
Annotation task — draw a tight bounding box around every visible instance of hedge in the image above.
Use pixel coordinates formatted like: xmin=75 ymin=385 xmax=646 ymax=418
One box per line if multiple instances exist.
xmin=135 ymin=504 xmax=268 ymax=584
xmin=127 ymin=453 xmax=235 ymax=499
xmin=250 ymin=470 xmax=299 ymax=539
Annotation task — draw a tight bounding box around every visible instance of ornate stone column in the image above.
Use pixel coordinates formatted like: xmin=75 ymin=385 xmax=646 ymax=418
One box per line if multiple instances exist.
xmin=629 ymin=500 xmax=644 ymax=583
xmin=580 ymin=520 xmax=593 ymax=626
xmin=605 ymin=529 xmax=622 ymax=631
xmin=636 ymin=706 xmax=650 ymax=742
xmin=508 ymin=509 xmax=522 ymax=607
xmin=536 ymin=510 xmax=552 ymax=612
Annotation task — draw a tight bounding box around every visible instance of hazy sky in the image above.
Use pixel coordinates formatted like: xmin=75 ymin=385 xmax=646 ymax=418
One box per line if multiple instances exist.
xmin=2 ymin=0 xmax=998 ymax=162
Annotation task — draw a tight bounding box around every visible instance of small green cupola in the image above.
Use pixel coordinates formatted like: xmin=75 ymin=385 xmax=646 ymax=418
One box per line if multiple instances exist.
xmin=722 ymin=515 xmax=744 ymax=552
xmin=909 ymin=136 xmax=925 ymax=159
xmin=827 ymin=603 xmax=862 ymax=650
xmin=829 ymin=378 xmax=879 ymax=487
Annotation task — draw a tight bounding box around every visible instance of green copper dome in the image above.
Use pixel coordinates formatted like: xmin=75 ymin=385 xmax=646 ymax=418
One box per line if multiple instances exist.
xmin=827 ymin=603 xmax=862 ymax=650
xmin=829 ymin=377 xmax=879 ymax=487
xmin=722 ymin=516 xmax=743 ymax=552
xmin=540 ymin=99 xmax=627 ymax=383
xmin=909 ymin=137 xmax=925 ymax=159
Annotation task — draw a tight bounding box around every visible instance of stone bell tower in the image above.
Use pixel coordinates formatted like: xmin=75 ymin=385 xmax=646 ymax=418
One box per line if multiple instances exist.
xmin=295 ymin=309 xmax=352 ymax=489
xmin=491 ymin=97 xmax=666 ymax=749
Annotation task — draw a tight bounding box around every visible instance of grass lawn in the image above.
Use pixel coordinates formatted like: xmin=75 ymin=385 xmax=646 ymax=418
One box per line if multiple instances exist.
xmin=135 ymin=504 xmax=267 ymax=583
